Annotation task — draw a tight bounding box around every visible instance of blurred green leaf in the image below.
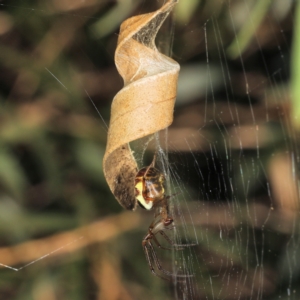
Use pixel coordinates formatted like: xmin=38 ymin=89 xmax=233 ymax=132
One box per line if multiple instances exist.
xmin=89 ymin=0 xmax=141 ymax=39
xmin=227 ymin=0 xmax=272 ymax=59
xmin=74 ymin=139 xmax=105 ymax=183
xmin=175 ymin=0 xmax=200 ymax=24
xmin=291 ymin=1 xmax=300 ymax=128
xmin=0 ymin=147 xmax=27 ymax=200
xmin=0 ymin=198 xmax=76 ymax=239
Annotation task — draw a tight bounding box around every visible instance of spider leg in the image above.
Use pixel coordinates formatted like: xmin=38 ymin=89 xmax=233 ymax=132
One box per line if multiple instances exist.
xmin=158 ymin=230 xmax=196 ymax=248
xmin=146 ymin=239 xmax=175 ymax=276
xmin=143 ymin=154 xmax=157 ymax=178
xmin=158 ymin=230 xmax=184 ymax=250
xmin=143 ymin=234 xmax=194 ymax=279
xmin=151 ymin=218 xmax=196 ymax=250
xmin=150 ymin=221 xmax=183 ymax=250
xmin=151 ymin=232 xmax=174 ymax=250
xmin=142 ymin=239 xmax=170 ymax=280
xmin=149 ymin=153 xmax=157 ymax=168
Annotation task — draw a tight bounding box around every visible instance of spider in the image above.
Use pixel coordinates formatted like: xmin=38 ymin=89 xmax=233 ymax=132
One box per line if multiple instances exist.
xmin=135 ymin=155 xmax=193 ymax=280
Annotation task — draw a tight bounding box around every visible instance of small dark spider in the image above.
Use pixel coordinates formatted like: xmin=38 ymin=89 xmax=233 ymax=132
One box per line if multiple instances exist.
xmin=135 ymin=155 xmax=193 ymax=280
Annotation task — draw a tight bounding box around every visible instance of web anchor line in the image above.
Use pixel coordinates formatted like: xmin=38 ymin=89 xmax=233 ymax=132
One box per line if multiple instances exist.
xmin=0 ymin=236 xmax=84 ymax=272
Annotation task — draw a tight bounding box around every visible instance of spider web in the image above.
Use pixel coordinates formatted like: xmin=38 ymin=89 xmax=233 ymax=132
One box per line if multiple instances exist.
xmin=0 ymin=1 xmax=299 ymax=300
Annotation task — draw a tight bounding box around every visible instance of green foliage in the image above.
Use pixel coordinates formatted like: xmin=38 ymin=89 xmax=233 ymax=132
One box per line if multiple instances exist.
xmin=292 ymin=1 xmax=300 ymax=127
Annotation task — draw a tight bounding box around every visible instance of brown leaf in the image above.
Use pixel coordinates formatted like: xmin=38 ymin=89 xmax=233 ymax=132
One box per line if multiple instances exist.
xmin=103 ymin=0 xmax=179 ymax=210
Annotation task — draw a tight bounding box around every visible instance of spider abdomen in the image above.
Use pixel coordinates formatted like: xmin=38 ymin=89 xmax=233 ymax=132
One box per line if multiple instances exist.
xmin=135 ymin=167 xmax=165 ymax=210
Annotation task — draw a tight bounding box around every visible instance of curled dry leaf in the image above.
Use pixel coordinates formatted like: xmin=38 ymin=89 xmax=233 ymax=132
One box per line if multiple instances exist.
xmin=103 ymin=0 xmax=180 ymax=210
